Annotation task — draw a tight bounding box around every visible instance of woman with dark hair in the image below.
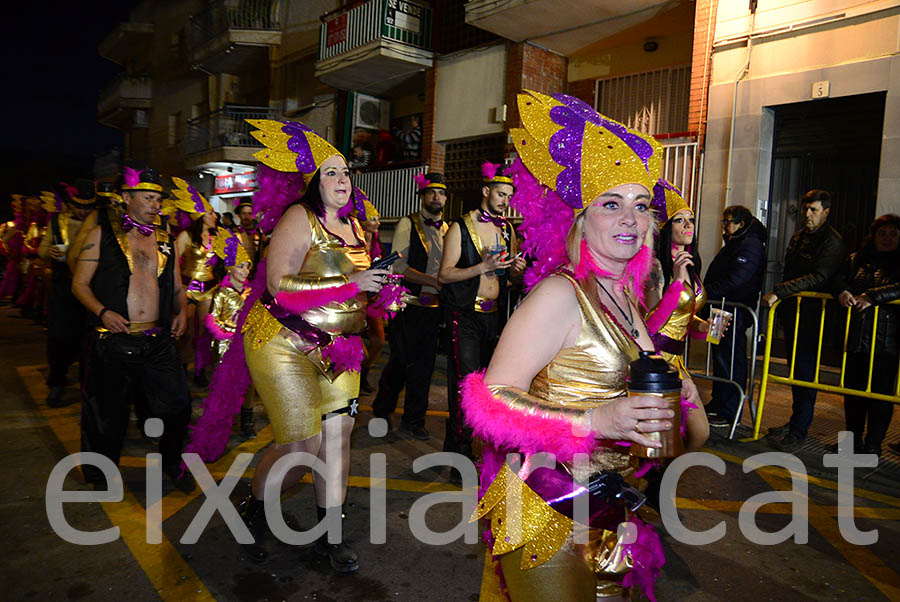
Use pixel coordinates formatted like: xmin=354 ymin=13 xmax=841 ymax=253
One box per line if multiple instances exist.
xmin=833 ymin=214 xmax=900 ymax=457
xmin=172 ymin=178 xmax=221 ymax=386
xmin=643 ymin=186 xmax=718 ymax=377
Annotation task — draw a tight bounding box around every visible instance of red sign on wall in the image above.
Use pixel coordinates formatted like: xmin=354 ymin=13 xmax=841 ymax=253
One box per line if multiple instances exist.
xmin=326 ymin=13 xmax=348 ymax=47
xmin=214 ymin=172 xmax=256 ymax=195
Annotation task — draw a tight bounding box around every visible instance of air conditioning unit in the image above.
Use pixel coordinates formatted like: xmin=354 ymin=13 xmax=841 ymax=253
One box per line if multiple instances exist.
xmin=353 ymin=93 xmax=390 ymax=130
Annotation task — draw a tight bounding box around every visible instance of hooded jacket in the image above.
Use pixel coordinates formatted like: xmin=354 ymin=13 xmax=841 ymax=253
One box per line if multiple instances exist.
xmin=704 ymin=217 xmax=767 ymax=307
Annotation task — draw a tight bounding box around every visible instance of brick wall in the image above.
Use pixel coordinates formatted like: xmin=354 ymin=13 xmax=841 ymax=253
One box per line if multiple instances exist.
xmin=689 ymin=0 xmax=718 ymax=148
xmin=505 ymin=42 xmax=567 ymax=129
xmin=421 ymin=66 xmax=445 ymax=173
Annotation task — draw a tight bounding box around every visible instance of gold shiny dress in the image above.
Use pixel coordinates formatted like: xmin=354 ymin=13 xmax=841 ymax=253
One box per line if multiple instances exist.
xmin=182 ymin=238 xmax=220 ymax=302
xmin=472 ymin=272 xmax=643 ymax=602
xmin=646 ymin=269 xmax=707 ymax=377
xmin=242 ymin=207 xmax=370 ymax=443
xmin=209 ymin=283 xmax=251 ymax=358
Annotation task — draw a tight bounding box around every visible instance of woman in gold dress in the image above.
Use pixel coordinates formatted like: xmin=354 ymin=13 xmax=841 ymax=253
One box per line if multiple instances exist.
xmin=462 ymin=90 xmax=708 ymax=602
xmin=234 ymin=119 xmax=391 ymax=572
xmin=172 ymin=178 xmax=221 ymax=385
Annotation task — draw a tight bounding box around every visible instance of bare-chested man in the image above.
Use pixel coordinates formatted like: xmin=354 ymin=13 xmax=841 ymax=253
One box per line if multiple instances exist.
xmin=72 ymin=168 xmax=195 ymax=492
xmin=438 ymin=162 xmax=526 ymax=459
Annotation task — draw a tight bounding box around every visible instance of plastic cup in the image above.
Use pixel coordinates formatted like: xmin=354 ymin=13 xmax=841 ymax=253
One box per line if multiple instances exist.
xmin=706 ymin=308 xmax=733 ymax=344
xmin=487 ymin=244 xmax=506 ymax=275
xmin=53 ymin=243 xmax=68 ymax=262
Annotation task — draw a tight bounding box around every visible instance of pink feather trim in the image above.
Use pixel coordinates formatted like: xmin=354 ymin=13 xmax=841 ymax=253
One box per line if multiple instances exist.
xmin=194 ymin=327 xmax=214 ymax=373
xmin=461 ymin=371 xmax=597 ymax=463
xmin=59 ymin=182 xmax=78 ymax=200
xmin=680 ymin=396 xmax=699 ymax=438
xmin=645 ymin=280 xmax=685 ymax=334
xmin=689 ymin=327 xmax=708 ymax=340
xmin=622 ymin=516 xmax=666 ymax=602
xmin=322 ymin=335 xmax=365 ymax=373
xmin=204 ymin=312 xmax=233 ymax=341
xmin=366 ymin=282 xmax=408 ymax=319
xmin=252 ymin=165 xmax=305 ymax=233
xmin=275 ymin=282 xmax=359 ymax=315
xmin=123 ymin=167 xmax=143 ymax=188
xmin=413 ymin=172 xmax=428 ymax=191
xmin=633 ymin=459 xmax=661 ymax=479
xmin=481 ymin=161 xmax=500 ymax=181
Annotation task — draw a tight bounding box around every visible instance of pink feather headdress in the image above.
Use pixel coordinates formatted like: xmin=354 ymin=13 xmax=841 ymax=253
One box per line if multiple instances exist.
xmin=123 ymin=167 xmax=143 ymax=188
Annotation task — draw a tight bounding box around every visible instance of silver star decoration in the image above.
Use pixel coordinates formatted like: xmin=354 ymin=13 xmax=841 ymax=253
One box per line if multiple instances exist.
xmin=349 ymin=399 xmax=359 ymax=416
xmin=158 ymin=242 xmax=172 ymax=255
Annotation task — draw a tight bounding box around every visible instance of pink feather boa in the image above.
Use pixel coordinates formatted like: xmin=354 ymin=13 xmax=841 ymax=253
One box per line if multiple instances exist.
xmin=252 ymin=165 xmax=305 ymax=234
xmin=573 ymin=238 xmax=652 ymax=307
xmin=621 ymin=516 xmax=666 ymax=602
xmin=204 ymin=312 xmax=233 ymax=341
xmin=461 ymin=371 xmax=597 ymax=464
xmin=366 ymin=282 xmax=408 ymax=320
xmin=275 ymin=282 xmax=359 ymax=314
xmin=645 ymin=280 xmax=685 ymax=334
xmin=183 ymin=260 xmax=268 ymax=464
xmin=322 ymin=335 xmax=364 ymax=373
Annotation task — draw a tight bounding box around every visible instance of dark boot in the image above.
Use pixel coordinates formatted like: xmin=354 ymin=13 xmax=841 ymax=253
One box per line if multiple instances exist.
xmin=237 ymin=494 xmax=269 ymax=564
xmin=46 ymin=386 xmax=67 ymax=408
xmin=313 ymin=506 xmax=358 ymax=573
xmin=360 ymin=367 xmax=374 ymax=394
xmin=240 ymin=407 xmax=256 ymax=439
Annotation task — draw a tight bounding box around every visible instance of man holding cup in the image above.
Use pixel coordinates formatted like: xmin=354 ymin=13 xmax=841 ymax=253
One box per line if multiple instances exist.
xmin=38 ymin=178 xmax=98 ymax=407
xmin=438 ymin=162 xmax=526 ymax=460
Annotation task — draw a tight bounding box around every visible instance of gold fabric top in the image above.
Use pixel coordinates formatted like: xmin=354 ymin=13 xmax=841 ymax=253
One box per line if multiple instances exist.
xmin=525 ymin=272 xmax=641 ymax=476
xmin=243 ymin=207 xmax=370 ymax=351
xmin=211 ymin=285 xmax=251 ymax=335
xmin=657 ymin=280 xmax=706 ymax=343
xmin=181 ymin=239 xmax=217 ymax=283
xmin=296 ymin=207 xmax=370 ymax=335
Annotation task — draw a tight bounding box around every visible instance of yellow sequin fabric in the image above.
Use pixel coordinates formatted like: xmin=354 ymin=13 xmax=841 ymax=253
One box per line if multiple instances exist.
xmin=170 ymin=176 xmax=214 ymax=218
xmin=181 ymin=240 xmax=219 ymax=302
xmin=511 ymin=90 xmax=663 ymax=212
xmin=210 ymin=226 xmax=251 ymax=268
xmin=247 ymin=119 xmax=344 ymax=180
xmin=662 ymin=182 xmax=691 ymax=221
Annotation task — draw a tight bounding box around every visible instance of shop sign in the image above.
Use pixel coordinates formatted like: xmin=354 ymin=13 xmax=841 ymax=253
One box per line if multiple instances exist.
xmin=326 ymin=13 xmax=348 ymax=47
xmin=214 ymin=172 xmax=256 ymax=194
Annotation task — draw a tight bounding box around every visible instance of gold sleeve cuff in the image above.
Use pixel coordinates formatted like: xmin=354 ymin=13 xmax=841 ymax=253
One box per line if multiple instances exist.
xmin=278 ymin=273 xmax=349 ymax=292
xmin=487 ymin=385 xmax=594 ymax=431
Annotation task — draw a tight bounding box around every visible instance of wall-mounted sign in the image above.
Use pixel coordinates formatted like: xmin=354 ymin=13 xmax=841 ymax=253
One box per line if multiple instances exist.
xmin=326 ymin=13 xmax=348 ymax=48
xmin=385 ymin=0 xmax=422 ymax=34
xmin=214 ymin=172 xmax=256 ymax=195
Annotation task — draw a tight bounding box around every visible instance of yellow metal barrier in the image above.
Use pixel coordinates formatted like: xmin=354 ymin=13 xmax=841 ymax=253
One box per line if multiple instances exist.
xmin=753 ymin=292 xmax=900 ymax=440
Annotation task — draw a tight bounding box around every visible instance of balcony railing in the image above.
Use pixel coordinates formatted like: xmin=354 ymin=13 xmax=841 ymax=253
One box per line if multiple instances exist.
xmin=352 ymin=164 xmax=427 ymax=219
xmin=319 ymin=0 xmax=431 ymax=61
xmin=189 ymin=0 xmax=282 ymax=52
xmin=184 ymin=106 xmax=277 ymax=156
xmin=98 ymin=73 xmax=152 ymax=115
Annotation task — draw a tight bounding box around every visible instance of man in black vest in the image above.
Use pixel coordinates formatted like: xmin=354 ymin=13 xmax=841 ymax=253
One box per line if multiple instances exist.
xmin=439 ymin=163 xmax=526 ymax=458
xmin=39 ymin=179 xmax=98 ymax=407
xmin=372 ymin=173 xmax=447 ymax=440
xmin=72 ymin=168 xmax=195 ymax=492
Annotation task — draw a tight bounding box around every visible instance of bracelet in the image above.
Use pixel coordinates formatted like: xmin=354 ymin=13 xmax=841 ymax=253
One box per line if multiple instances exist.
xmin=98 ymin=307 xmax=109 ymax=321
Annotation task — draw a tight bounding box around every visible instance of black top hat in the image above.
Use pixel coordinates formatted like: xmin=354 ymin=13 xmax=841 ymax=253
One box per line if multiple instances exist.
xmin=56 ymin=178 xmax=98 ymax=208
xmin=121 ymin=167 xmax=169 ymax=199
xmin=416 ymin=172 xmax=446 ymax=194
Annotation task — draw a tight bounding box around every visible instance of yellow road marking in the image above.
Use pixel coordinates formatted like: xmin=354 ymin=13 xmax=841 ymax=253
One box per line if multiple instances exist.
xmin=17 ymin=365 xmax=215 ymax=602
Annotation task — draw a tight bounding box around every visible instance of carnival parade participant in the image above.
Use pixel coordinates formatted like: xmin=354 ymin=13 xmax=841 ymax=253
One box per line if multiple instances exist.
xmin=205 ymin=226 xmax=256 ymax=438
xmin=186 ymin=119 xmax=396 ymax=571
xmin=439 ymin=162 xmax=525 ymax=458
xmin=372 ymin=172 xmax=447 ymax=439
xmin=71 ymin=167 xmax=195 ymax=492
xmin=353 ymin=190 xmax=386 ymax=393
xmin=14 ymin=196 xmax=49 ymax=316
xmin=235 ymin=199 xmax=260 ymax=262
xmin=643 ymin=183 xmax=725 ymax=380
xmin=172 ymin=177 xmax=221 ymax=386
xmin=66 ymin=181 xmax=123 ymax=274
xmin=0 ymin=195 xmax=27 ymax=302
xmin=462 ymin=90 xmax=706 ymax=601
xmin=37 ymin=180 xmax=98 ymax=406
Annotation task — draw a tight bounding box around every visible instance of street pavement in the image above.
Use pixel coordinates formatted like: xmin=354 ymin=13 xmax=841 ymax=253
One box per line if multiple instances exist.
xmin=1 ymin=303 xmax=899 ymax=601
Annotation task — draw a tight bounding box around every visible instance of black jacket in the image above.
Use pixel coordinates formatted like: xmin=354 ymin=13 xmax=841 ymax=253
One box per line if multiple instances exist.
xmin=704 ymin=217 xmax=766 ymax=307
xmin=832 ymin=250 xmax=900 ymax=354
xmin=774 ymin=223 xmax=846 ymax=298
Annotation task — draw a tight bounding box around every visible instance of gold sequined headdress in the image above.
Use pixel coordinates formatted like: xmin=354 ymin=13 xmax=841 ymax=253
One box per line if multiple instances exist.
xmin=171 ymin=176 xmax=214 ymax=219
xmin=511 ymin=90 xmax=663 ymax=211
xmin=211 ymin=226 xmax=251 ymax=268
xmin=247 ymin=119 xmax=344 ymax=183
xmin=350 ymin=186 xmax=378 ymax=222
xmin=650 ymin=178 xmax=691 ymax=222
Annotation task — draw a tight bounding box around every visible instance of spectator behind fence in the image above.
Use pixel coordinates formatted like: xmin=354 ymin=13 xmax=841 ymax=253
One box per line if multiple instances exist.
xmin=704 ymin=205 xmax=767 ymax=428
xmin=832 ymin=214 xmax=900 ymax=458
xmin=763 ymin=189 xmax=847 ymax=452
